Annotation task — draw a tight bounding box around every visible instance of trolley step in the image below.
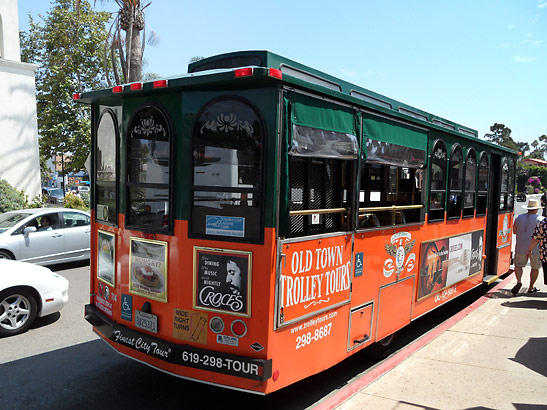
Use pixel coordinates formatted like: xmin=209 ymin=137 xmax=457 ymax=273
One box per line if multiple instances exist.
xmin=483 ymin=275 xmax=500 ymax=285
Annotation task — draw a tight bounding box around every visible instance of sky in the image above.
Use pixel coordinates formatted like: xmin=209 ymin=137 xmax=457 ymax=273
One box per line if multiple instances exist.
xmin=17 ymin=0 xmax=547 ymax=147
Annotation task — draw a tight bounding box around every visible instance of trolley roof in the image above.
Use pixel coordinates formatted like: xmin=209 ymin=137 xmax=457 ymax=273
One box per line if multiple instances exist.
xmin=74 ymin=50 xmax=517 ymax=155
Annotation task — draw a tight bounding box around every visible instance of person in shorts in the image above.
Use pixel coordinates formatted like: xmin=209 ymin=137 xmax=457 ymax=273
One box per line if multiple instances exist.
xmin=512 ymin=198 xmax=542 ymax=294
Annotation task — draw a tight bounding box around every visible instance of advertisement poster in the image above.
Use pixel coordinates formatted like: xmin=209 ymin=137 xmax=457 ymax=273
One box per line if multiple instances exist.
xmin=276 ymin=235 xmax=352 ymax=327
xmin=129 ymin=238 xmax=168 ymax=303
xmin=97 ymin=230 xmax=115 ymax=286
xmin=194 ymin=247 xmax=252 ymax=317
xmin=418 ymin=230 xmax=483 ymax=300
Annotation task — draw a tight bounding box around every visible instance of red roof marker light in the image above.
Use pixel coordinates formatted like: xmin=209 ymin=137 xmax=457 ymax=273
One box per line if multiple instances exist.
xmin=268 ymin=68 xmax=282 ymax=79
xmin=234 ymin=68 xmax=253 ymax=78
xmin=72 ymin=93 xmax=81 ymax=100
xmin=153 ymin=80 xmax=168 ymax=88
xmin=112 ymin=85 xmax=123 ymax=93
xmin=130 ymin=82 xmax=143 ymax=91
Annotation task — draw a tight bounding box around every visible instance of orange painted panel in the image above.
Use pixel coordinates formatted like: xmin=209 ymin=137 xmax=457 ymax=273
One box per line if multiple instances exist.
xmin=349 ymin=303 xmax=373 ymax=351
xmin=376 ymin=277 xmax=414 ymax=341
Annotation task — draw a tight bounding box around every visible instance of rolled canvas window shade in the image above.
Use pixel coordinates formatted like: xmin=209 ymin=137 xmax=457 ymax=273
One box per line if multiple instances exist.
xmin=288 ymin=93 xmax=358 ymax=159
xmin=363 ymin=112 xmax=427 ymax=168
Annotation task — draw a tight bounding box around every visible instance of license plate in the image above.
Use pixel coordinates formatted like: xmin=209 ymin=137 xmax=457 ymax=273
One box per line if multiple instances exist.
xmin=135 ymin=310 xmax=158 ymax=334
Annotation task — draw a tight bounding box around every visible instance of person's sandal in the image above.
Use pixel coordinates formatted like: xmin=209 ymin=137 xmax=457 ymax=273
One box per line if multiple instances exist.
xmin=528 ymin=287 xmax=539 ymax=293
xmin=511 ymin=283 xmax=522 ymax=295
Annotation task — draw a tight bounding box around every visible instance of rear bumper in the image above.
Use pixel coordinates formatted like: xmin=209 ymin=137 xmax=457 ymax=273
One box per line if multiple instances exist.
xmin=84 ymin=304 xmax=272 ymax=382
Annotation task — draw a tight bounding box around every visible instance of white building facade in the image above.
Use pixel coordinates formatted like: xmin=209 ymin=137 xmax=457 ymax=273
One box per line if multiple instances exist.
xmin=0 ymin=0 xmax=41 ymax=199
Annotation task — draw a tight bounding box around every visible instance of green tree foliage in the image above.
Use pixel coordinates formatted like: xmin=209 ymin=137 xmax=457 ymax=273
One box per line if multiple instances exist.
xmin=483 ymin=123 xmax=519 ymax=152
xmin=19 ymin=0 xmax=111 ymax=173
xmin=0 ymin=179 xmax=27 ymax=212
xmin=528 ymin=134 xmax=547 ymax=160
xmin=521 ymin=165 xmax=547 ymax=193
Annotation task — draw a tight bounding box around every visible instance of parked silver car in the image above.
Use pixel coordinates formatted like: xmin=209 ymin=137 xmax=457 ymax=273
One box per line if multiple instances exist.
xmin=41 ymin=187 xmax=65 ymax=205
xmin=0 ymin=208 xmax=90 ymax=265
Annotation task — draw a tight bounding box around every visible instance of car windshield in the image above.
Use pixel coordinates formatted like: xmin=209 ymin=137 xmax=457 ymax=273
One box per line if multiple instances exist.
xmin=0 ymin=212 xmax=28 ymax=233
xmin=48 ymin=189 xmax=64 ymax=196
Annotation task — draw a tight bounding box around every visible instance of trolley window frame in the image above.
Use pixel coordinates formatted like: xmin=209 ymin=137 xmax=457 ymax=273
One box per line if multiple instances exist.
xmin=94 ymin=107 xmax=120 ymax=226
xmin=125 ymin=103 xmax=174 ymax=234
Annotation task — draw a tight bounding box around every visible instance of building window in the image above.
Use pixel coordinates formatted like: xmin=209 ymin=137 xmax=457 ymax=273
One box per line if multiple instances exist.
xmin=126 ymin=105 xmax=172 ymax=232
xmin=463 ymin=148 xmax=477 ymax=218
xmin=95 ymin=109 xmax=118 ymax=224
xmin=447 ymin=144 xmax=463 ymax=219
xmin=191 ymin=98 xmax=263 ymax=242
xmin=429 ymin=139 xmax=447 ymax=222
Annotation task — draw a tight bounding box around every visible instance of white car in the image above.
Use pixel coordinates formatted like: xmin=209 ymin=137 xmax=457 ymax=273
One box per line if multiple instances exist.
xmin=0 ymin=208 xmax=90 ymax=265
xmin=0 ymin=259 xmax=69 ymax=337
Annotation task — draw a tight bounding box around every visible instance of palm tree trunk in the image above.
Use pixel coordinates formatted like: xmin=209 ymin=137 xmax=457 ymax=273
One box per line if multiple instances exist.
xmin=128 ymin=24 xmax=142 ymax=82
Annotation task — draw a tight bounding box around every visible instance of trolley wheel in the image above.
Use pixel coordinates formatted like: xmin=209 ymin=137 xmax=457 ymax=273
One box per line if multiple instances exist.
xmin=366 ymin=332 xmax=398 ymax=360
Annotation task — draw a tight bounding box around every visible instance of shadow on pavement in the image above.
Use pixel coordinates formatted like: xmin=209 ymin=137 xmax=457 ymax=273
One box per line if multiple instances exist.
xmin=30 ymin=312 xmax=61 ymax=330
xmin=49 ymin=259 xmax=90 ymax=272
xmin=510 ymin=337 xmax=547 ymax=378
xmin=501 ymin=297 xmax=547 ymax=310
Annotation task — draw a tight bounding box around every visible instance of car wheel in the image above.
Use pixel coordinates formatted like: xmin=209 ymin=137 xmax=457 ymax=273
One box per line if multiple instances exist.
xmin=0 ymin=289 xmax=38 ymax=337
xmin=0 ymin=250 xmax=14 ymax=260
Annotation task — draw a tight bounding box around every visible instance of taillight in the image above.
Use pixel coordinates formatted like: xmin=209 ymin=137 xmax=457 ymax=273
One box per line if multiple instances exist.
xmin=153 ymin=80 xmax=168 ymax=88
xmin=268 ymin=68 xmax=282 ymax=79
xmin=231 ymin=320 xmax=247 ymax=337
xmin=234 ymin=68 xmax=253 ymax=78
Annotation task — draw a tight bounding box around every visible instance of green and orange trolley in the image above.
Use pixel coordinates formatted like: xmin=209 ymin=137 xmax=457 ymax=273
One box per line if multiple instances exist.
xmin=76 ymin=50 xmax=516 ymax=394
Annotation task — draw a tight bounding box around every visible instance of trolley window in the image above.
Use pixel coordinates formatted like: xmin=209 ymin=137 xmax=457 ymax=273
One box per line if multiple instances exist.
xmin=463 ymin=148 xmax=476 ymax=218
xmin=191 ymin=98 xmax=263 ymax=241
xmin=358 ymin=114 xmax=426 ymax=228
xmin=286 ymin=93 xmax=357 ymax=237
xmin=507 ymin=158 xmax=515 ymax=212
xmin=428 ymin=139 xmax=447 ymax=222
xmin=95 ymin=109 xmax=118 ymax=224
xmin=500 ymin=157 xmax=509 ymax=212
xmin=447 ymin=144 xmax=463 ymax=219
xmin=477 ymin=152 xmax=488 ymax=215
xmin=126 ymin=105 xmax=172 ymax=232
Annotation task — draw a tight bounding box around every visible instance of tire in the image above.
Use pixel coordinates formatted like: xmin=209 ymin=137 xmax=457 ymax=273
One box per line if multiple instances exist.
xmin=366 ymin=332 xmax=398 ymax=360
xmin=0 ymin=250 xmax=14 ymax=260
xmin=0 ymin=289 xmax=38 ymax=337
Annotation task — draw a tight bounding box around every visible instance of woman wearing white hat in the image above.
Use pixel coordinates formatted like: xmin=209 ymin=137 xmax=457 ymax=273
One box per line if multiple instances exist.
xmin=513 ymin=198 xmax=542 ymax=294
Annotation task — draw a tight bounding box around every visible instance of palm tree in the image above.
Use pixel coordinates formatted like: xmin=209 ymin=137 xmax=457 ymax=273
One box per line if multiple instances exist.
xmin=110 ymin=0 xmax=151 ymax=84
xmin=77 ymin=0 xmax=153 ymax=85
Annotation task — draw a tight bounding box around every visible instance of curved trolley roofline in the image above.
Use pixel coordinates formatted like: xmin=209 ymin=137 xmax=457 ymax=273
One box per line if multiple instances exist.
xmin=74 ymin=49 xmax=517 ymax=156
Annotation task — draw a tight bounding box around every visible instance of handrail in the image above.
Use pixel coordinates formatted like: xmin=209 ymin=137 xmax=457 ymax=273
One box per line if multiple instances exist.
xmin=358 ymin=204 xmax=423 ymax=212
xmin=359 ymin=204 xmax=423 ymax=226
xmin=289 ymin=207 xmax=347 ymax=216
xmin=288 ymin=205 xmax=423 ymax=216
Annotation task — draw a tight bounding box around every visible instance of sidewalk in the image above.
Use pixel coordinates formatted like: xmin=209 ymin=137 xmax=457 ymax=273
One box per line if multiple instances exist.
xmin=322 ymin=266 xmax=547 ymax=410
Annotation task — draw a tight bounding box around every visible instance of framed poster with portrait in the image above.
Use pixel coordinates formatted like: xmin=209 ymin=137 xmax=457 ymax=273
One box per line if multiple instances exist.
xmin=129 ymin=237 xmax=168 ymax=303
xmin=193 ymin=247 xmax=252 ymax=317
xmin=97 ymin=230 xmax=116 ymax=286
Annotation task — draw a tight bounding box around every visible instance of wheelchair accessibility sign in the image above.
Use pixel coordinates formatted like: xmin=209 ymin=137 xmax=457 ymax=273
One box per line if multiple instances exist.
xmin=121 ymin=294 xmax=133 ymax=321
xmin=354 ymin=252 xmax=363 ymax=277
